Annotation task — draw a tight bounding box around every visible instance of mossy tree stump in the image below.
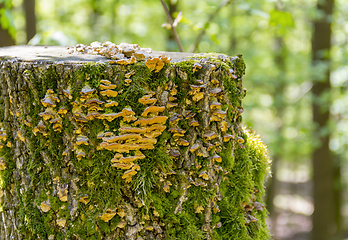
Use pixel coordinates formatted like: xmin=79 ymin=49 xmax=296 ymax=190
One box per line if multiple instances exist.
xmin=0 ymin=46 xmax=270 ymax=240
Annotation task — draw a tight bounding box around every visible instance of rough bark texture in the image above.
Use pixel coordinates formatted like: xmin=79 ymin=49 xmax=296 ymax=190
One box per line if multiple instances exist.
xmin=0 ymin=46 xmax=270 ymax=240
xmin=311 ymin=0 xmax=336 ymax=239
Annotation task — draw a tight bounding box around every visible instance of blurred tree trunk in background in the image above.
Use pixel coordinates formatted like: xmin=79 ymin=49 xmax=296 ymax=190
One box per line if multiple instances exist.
xmin=0 ymin=27 xmax=14 ymax=47
xmin=311 ymin=0 xmax=336 ymax=239
xmin=23 ymin=0 xmax=36 ymax=43
xmin=0 ymin=3 xmax=15 ymax=47
xmin=266 ymin=36 xmax=286 ymax=239
xmin=166 ymin=0 xmax=179 ymax=51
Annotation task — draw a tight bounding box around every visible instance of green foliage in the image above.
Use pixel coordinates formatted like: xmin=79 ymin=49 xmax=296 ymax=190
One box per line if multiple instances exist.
xmin=0 ymin=0 xmax=15 ymax=38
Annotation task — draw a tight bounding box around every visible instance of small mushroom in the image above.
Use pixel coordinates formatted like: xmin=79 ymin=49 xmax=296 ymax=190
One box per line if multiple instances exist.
xmin=211 ymin=79 xmax=219 ymax=84
xmin=122 ymin=169 xmax=138 ymax=182
xmin=192 ymin=92 xmax=204 ymax=102
xmin=123 ymin=115 xmax=138 ymax=122
xmin=207 ymin=143 xmax=214 ymax=151
xmin=56 ymin=219 xmax=67 ymax=227
xmin=80 ymin=86 xmax=95 ymax=97
xmin=223 ymin=134 xmax=234 ymax=142
xmin=237 ymin=137 xmax=245 ymax=144
xmin=169 ymin=149 xmax=181 ymax=158
xmin=57 ymin=183 xmax=68 ymax=202
xmin=125 ymin=71 xmax=135 ymax=78
xmin=163 ymin=181 xmax=172 ymax=193
xmin=76 ymin=135 xmax=89 ymax=145
xmin=190 ymin=143 xmax=200 ymax=153
xmin=166 ymin=102 xmax=178 ymax=109
xmin=76 ymin=150 xmax=86 ymax=160
xmin=209 ymin=115 xmax=221 ymax=123
xmin=100 ymin=79 xmax=111 ymax=85
xmin=195 ymin=205 xmax=204 ymax=214
xmin=199 ymin=171 xmax=209 ymax=180
xmin=139 ymin=95 xmax=157 ymax=105
xmin=124 ymin=79 xmax=132 ymax=86
xmin=86 ymin=111 xmax=101 ymax=120
xmin=100 ymin=90 xmax=118 ymax=97
xmin=132 ymin=50 xmax=147 ymax=60
xmin=213 ymin=109 xmax=227 ymax=119
xmin=118 ymin=154 xmax=146 ymax=163
xmin=209 ymin=88 xmax=223 ymax=96
xmin=102 ymin=134 xmax=142 ymax=143
xmin=176 ymin=138 xmax=189 ymax=146
xmin=189 ymin=120 xmax=199 ymax=127
xmin=141 ymin=106 xmax=165 ymax=117
xmin=39 ymin=108 xmax=56 ymax=120
xmin=213 ymin=204 xmax=220 ymax=214
xmin=100 ymin=208 xmax=117 ymax=222
xmin=88 ymin=105 xmax=103 ymax=112
xmin=58 ymin=107 xmax=68 ymax=115
xmin=112 ymin=163 xmax=134 ymax=169
xmin=210 ymin=102 xmax=222 ymax=110
xmin=203 ymin=132 xmax=217 ymax=140
xmin=169 ymin=115 xmax=181 ymax=125
xmin=63 ymin=88 xmax=73 ymax=100
xmin=0 ymin=158 xmax=6 ymax=170
xmin=40 ymin=200 xmax=51 ymax=213
xmin=116 ymin=56 xmax=136 ymax=65
xmin=132 ymin=164 xmax=141 ymax=171
xmin=219 ymin=120 xmax=229 ymax=132
xmin=79 ymin=195 xmax=90 ymax=205
xmin=84 ymin=98 xmax=105 ymax=106
xmin=189 ymin=84 xmax=207 ymax=94
xmin=192 ymin=63 xmax=202 ymax=73
xmin=160 ymin=55 xmax=171 ymax=64
xmin=98 ymin=112 xmax=124 ymax=122
xmin=212 ymin=154 xmax=222 ymax=162
xmin=185 ymin=112 xmax=196 ymax=119
xmin=100 ymin=84 xmax=116 ymax=90
xmin=145 ymin=57 xmax=165 ymax=72
xmin=105 ymin=101 xmax=119 ymax=108
xmin=134 ymin=116 xmax=168 ymax=126
xmin=119 ymin=127 xmax=147 ymax=134
xmin=168 ymin=128 xmax=186 ymax=138
xmin=169 ymin=96 xmax=177 ymax=102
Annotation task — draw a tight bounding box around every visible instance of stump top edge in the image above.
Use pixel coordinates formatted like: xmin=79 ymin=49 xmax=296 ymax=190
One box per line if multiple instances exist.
xmin=0 ymin=45 xmax=198 ymax=63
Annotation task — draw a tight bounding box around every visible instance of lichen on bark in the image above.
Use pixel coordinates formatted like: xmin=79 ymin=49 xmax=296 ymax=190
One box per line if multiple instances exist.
xmin=0 ymin=47 xmax=270 ymax=240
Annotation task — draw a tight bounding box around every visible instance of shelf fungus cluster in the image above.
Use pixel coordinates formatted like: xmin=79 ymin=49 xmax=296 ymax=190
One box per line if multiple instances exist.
xmin=99 ymin=93 xmax=168 ymax=183
xmin=0 ymin=44 xmax=271 ymax=240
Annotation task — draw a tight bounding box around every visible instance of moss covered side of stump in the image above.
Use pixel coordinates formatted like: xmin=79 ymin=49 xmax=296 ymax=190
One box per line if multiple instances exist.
xmin=0 ymin=48 xmax=271 ymax=240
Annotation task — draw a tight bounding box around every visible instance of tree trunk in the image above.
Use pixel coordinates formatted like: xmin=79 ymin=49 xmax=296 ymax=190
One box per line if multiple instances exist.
xmin=0 ymin=3 xmax=15 ymax=47
xmin=0 ymin=45 xmax=270 ymax=240
xmin=23 ymin=0 xmax=36 ymax=43
xmin=311 ymin=0 xmax=336 ymax=239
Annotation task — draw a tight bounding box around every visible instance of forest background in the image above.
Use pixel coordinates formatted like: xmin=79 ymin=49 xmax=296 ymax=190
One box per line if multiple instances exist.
xmin=0 ymin=0 xmax=347 ymax=239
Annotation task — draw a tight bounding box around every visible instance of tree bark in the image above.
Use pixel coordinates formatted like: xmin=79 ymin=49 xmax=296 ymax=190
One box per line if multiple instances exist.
xmin=23 ymin=0 xmax=36 ymax=43
xmin=311 ymin=0 xmax=336 ymax=239
xmin=0 ymin=45 xmax=270 ymax=239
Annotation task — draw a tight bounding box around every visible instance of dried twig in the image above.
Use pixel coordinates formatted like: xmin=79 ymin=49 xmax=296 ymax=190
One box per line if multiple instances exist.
xmin=189 ymin=0 xmax=232 ymax=53
xmin=160 ymin=0 xmax=184 ymax=52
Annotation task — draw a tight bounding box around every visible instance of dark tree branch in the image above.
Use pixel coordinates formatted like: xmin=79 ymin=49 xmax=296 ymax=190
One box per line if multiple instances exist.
xmin=189 ymin=0 xmax=232 ymax=53
xmin=160 ymin=0 xmax=184 ymax=52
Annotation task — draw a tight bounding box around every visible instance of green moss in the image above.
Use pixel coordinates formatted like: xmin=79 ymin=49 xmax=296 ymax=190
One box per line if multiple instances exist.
xmin=1 ymin=53 xmax=270 ymax=239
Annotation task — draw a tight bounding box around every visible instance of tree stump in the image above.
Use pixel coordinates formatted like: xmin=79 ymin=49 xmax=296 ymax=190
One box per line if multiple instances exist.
xmin=0 ymin=45 xmax=270 ymax=240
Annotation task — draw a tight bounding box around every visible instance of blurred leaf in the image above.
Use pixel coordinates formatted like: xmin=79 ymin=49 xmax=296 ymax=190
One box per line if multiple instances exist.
xmin=173 ymin=11 xmax=182 ymax=27
xmin=269 ymin=9 xmax=294 ymax=29
xmin=210 ymin=34 xmax=219 ymax=44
